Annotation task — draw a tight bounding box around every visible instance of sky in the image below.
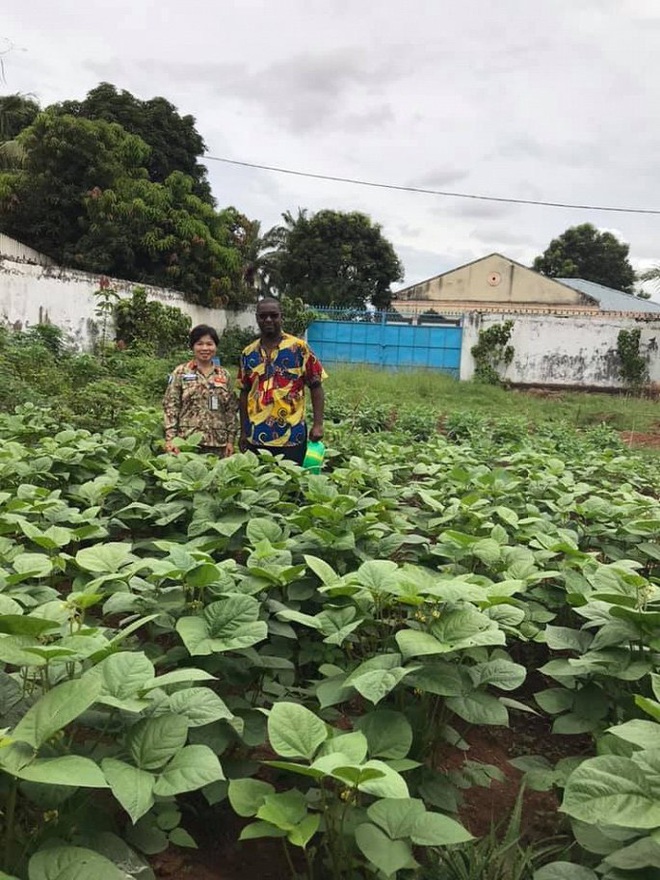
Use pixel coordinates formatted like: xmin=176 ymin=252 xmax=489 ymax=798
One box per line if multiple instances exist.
xmin=3 ymin=0 xmax=660 ymax=296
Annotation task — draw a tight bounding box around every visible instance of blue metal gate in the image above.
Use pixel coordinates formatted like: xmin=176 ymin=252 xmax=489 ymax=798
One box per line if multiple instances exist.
xmin=307 ymin=311 xmax=462 ymax=374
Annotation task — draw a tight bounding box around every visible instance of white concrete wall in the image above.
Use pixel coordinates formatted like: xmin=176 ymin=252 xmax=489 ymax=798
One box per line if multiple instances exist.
xmin=0 ymin=234 xmax=56 ymax=266
xmin=0 ymin=258 xmax=256 ymax=349
xmin=461 ymin=312 xmax=660 ymax=388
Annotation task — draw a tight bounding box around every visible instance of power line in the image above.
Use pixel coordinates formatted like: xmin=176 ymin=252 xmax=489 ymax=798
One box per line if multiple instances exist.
xmin=203 ymin=154 xmax=660 ymax=216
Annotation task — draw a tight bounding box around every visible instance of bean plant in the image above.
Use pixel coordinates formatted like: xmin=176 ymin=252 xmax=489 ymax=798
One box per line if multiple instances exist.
xmin=0 ymin=403 xmax=659 ymax=878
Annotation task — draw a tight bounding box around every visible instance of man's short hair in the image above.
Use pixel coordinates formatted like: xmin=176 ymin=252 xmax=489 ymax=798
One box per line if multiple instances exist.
xmin=256 ymin=297 xmax=282 ymax=313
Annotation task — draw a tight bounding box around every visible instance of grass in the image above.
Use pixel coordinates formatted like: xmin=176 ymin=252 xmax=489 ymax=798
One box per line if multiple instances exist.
xmin=325 ymin=365 xmax=660 ymax=435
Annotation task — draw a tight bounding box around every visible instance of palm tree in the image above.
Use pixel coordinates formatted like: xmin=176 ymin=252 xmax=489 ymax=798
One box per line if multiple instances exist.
xmin=240 ymin=218 xmax=287 ymax=297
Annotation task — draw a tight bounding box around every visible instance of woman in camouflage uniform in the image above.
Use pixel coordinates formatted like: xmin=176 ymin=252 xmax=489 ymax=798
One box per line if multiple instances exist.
xmin=163 ymin=324 xmax=238 ymax=456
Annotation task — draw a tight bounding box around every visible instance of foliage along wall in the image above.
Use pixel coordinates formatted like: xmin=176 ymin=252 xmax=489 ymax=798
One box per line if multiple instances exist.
xmin=0 ymin=255 xmax=256 ymax=351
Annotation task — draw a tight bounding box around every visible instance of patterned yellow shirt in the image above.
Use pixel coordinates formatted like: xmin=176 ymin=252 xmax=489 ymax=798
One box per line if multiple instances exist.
xmin=238 ymin=334 xmax=326 ymax=447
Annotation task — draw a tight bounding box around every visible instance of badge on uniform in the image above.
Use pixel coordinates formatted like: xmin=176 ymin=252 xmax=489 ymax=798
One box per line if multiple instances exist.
xmin=183 ymin=373 xmax=197 ymax=381
xmin=209 ymin=395 xmax=219 ymax=411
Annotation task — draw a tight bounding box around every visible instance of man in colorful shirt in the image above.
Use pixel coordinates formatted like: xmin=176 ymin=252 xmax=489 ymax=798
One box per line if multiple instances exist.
xmin=238 ymin=298 xmax=326 ymax=465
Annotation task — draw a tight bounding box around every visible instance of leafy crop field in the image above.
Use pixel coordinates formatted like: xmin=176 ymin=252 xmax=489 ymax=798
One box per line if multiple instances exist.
xmin=1 ymin=371 xmax=660 ymax=878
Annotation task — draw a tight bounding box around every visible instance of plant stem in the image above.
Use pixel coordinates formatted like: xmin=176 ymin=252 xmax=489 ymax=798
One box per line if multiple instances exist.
xmin=4 ymin=777 xmax=18 ymax=872
xmin=282 ymin=839 xmax=299 ymax=879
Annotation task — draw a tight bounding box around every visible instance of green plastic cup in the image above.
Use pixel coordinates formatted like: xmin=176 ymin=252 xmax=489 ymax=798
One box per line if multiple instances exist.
xmin=302 ymin=440 xmax=325 ymax=473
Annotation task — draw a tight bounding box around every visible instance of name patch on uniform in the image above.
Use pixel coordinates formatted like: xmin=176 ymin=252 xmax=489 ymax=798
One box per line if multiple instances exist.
xmin=182 ymin=373 xmax=197 ymax=381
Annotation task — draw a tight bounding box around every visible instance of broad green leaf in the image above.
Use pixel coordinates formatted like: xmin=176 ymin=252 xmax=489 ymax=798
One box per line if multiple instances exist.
xmin=303 ymin=554 xmax=341 ymax=586
xmin=609 ymin=720 xmax=660 ymax=751
xmin=256 ymin=790 xmax=307 ymax=830
xmin=354 ymin=560 xmax=400 ymax=594
xmin=470 ymin=658 xmax=526 ymax=691
xmin=268 ymin=702 xmax=328 ymax=760
xmin=12 ymin=553 xmax=53 ymax=579
xmin=471 ymin=538 xmax=501 ymax=566
xmin=168 ymin=828 xmax=197 ymax=849
xmin=319 ymin=731 xmax=368 ymax=764
xmin=544 ymin=625 xmax=593 ymax=653
xmin=359 ymin=760 xmax=409 ymax=798
xmin=153 ymin=745 xmax=224 ymax=796
xmin=446 ymin=692 xmax=509 ymax=726
xmin=101 ymin=758 xmax=155 ymax=823
xmin=288 ymin=813 xmax=320 ymax=848
xmin=13 ymin=675 xmax=102 ymax=748
xmin=75 ymin=543 xmax=134 ymax=574
xmin=535 ymin=688 xmax=574 ymax=715
xmin=228 ymin=778 xmax=275 ymax=817
xmin=247 ymin=518 xmax=283 ymax=544
xmin=355 ymin=823 xmax=416 ymax=877
xmin=407 ymin=663 xmax=466 ymax=697
xmin=351 ymin=667 xmax=417 ymax=705
xmin=431 ymin=607 xmax=503 ymax=649
xmin=168 ymin=688 xmax=233 ymax=727
xmin=0 ymin=596 xmax=23 ymax=615
xmin=28 ymin=846 xmax=127 ymax=880
xmin=356 ymin=711 xmax=413 ymax=759
xmin=14 ymin=756 xmax=107 ymax=788
xmin=533 ymin=864 xmax=598 ymax=880
xmin=561 ymin=756 xmax=660 ymax=828
xmin=604 ymin=835 xmax=660 ymax=870
xmin=176 ymin=595 xmax=267 ymax=655
xmin=396 ymin=630 xmax=448 ymax=659
xmin=410 ymin=811 xmax=473 ymax=845
xmin=128 ymin=714 xmax=188 ymax=771
xmin=367 ymin=798 xmax=426 ymax=839
xmin=239 ymin=821 xmax=286 ymax=840
xmin=635 ymin=696 xmax=660 ymax=723
xmin=0 ymin=616 xmax=58 ymax=637
xmin=141 ymin=668 xmax=216 ymax=691
xmin=93 ymin=652 xmax=154 ymax=700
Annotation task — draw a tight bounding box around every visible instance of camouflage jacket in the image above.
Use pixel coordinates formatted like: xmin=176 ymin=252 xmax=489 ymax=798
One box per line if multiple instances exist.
xmin=163 ymin=361 xmax=238 ymax=447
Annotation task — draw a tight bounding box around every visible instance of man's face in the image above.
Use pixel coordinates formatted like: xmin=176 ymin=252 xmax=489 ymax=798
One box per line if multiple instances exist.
xmin=256 ymin=303 xmax=282 ymax=340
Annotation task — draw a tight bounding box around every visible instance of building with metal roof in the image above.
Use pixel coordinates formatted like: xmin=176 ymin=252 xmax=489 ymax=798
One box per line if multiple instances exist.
xmin=556 ymin=277 xmax=660 ymax=314
xmin=393 ymin=253 xmax=660 ymax=316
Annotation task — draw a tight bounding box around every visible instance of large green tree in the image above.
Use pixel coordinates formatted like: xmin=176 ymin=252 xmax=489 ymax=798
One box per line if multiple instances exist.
xmin=0 ymin=93 xmax=39 ymax=169
xmin=52 ymin=83 xmax=213 ymax=203
xmin=270 ymin=209 xmax=403 ymax=309
xmin=532 ymin=223 xmax=636 ymax=292
xmin=0 ymin=111 xmax=243 ymax=306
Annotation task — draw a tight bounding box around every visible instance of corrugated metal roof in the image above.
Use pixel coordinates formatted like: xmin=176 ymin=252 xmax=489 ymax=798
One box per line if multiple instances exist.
xmin=557 ymin=277 xmax=660 ymax=313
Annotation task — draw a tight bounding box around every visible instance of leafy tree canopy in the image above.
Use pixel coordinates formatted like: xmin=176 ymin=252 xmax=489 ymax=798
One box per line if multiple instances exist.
xmin=532 ymin=223 xmax=636 ymax=293
xmin=0 ymin=93 xmax=39 ymax=142
xmin=52 ymin=83 xmax=213 ymax=203
xmin=270 ymin=209 xmax=403 ymax=310
xmin=0 ymin=111 xmax=243 ymax=306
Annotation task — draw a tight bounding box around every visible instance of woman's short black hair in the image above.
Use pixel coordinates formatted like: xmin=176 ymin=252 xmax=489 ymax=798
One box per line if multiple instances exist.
xmin=189 ymin=324 xmax=219 ymax=347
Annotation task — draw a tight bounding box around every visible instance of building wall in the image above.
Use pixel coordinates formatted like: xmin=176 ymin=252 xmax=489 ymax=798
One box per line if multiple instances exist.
xmin=460 ymin=312 xmax=660 ymax=388
xmin=397 ymin=254 xmax=590 ymax=308
xmin=0 ymin=258 xmax=256 ymax=349
xmin=0 ymin=234 xmax=56 ymax=267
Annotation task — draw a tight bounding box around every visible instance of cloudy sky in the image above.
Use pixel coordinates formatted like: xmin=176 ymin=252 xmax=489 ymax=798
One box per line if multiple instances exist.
xmin=3 ymin=0 xmax=660 ymax=293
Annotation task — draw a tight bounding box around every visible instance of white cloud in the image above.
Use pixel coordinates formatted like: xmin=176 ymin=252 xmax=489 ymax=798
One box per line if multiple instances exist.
xmin=3 ymin=0 xmax=660 ymax=284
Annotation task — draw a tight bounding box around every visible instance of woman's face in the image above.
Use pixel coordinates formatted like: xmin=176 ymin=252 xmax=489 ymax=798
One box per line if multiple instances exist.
xmin=192 ymin=334 xmax=217 ymax=364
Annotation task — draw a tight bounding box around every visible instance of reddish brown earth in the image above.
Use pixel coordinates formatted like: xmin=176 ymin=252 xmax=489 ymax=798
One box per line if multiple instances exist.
xmin=619 ymin=430 xmax=660 ymax=449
